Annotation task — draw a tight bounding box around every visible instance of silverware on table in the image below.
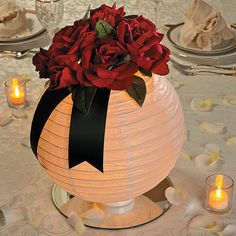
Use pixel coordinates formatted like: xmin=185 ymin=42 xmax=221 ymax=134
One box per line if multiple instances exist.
xmin=171 ymin=58 xmax=236 ymax=71
xmin=172 ymin=64 xmax=236 ymax=76
xmin=0 ymin=49 xmax=39 ymax=59
xmin=165 ymin=23 xmax=236 ymax=28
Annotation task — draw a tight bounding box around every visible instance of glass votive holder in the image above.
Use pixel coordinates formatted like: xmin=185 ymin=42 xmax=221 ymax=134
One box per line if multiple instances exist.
xmin=205 ymin=174 xmax=234 ymax=214
xmin=5 ymin=77 xmax=26 ymax=108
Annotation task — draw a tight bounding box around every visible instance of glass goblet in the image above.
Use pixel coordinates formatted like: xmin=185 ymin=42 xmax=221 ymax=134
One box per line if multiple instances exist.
xmin=35 ymin=0 xmax=64 ymax=43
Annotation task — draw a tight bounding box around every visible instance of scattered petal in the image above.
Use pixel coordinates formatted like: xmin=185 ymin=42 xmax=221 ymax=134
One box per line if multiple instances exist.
xmin=205 ymin=143 xmax=220 ymax=153
xmin=188 ymin=215 xmax=220 ymax=232
xmin=191 ymin=98 xmax=214 ymax=112
xmin=180 ymin=151 xmax=192 ymax=161
xmin=226 ymin=137 xmax=236 ymax=145
xmin=223 ymin=94 xmax=236 ymax=105
xmin=0 ymin=115 xmax=13 ymax=127
xmin=21 ymin=137 xmax=31 ymax=148
xmin=220 ymin=225 xmax=236 ymax=236
xmin=194 ymin=143 xmax=222 ymax=172
xmin=165 ymin=187 xmax=184 ymax=206
xmin=12 ymin=110 xmax=27 ymax=119
xmin=0 ymin=205 xmax=28 ymax=226
xmin=184 ymin=198 xmax=205 ymax=220
xmin=198 ymin=121 xmax=225 ymax=134
xmin=194 ymin=149 xmax=222 ymax=172
xmin=67 ymin=211 xmax=86 ymax=235
xmin=81 ymin=208 xmax=105 ymax=221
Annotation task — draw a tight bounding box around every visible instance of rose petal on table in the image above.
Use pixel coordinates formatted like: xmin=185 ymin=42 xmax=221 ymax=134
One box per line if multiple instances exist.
xmin=220 ymin=225 xmax=236 ymax=236
xmin=191 ymin=98 xmax=214 ymax=112
xmin=226 ymin=137 xmax=236 ymax=145
xmin=81 ymin=208 xmax=105 ymax=221
xmin=67 ymin=211 xmax=86 ymax=234
xmin=0 ymin=205 xmax=28 ymax=226
xmin=188 ymin=215 xmax=220 ymax=232
xmin=198 ymin=121 xmax=225 ymax=134
xmin=223 ymin=94 xmax=236 ymax=105
xmin=165 ymin=187 xmax=183 ymax=206
xmin=12 ymin=110 xmax=27 ymax=119
xmin=0 ymin=115 xmax=13 ymax=127
xmin=194 ymin=152 xmax=222 ymax=172
xmin=205 ymin=143 xmax=220 ymax=153
xmin=184 ymin=198 xmax=205 ymax=220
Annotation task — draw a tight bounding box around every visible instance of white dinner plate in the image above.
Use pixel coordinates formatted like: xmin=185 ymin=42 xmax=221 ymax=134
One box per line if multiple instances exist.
xmin=0 ymin=10 xmax=46 ymax=43
xmin=166 ymin=23 xmax=236 ymax=55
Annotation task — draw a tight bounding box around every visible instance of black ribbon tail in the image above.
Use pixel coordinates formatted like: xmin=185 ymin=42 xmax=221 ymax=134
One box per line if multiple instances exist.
xmin=69 ymin=89 xmax=111 ymax=172
xmin=30 ymin=87 xmax=71 ymax=157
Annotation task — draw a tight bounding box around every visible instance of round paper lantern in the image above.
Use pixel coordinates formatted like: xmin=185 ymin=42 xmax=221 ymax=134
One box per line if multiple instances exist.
xmin=36 ymin=74 xmax=185 ymax=204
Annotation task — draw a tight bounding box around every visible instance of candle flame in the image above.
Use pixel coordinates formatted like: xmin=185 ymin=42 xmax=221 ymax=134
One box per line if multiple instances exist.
xmin=12 ymin=78 xmax=18 ymax=87
xmin=14 ymin=86 xmax=20 ymax=97
xmin=12 ymin=78 xmax=20 ymax=98
xmin=216 ymin=174 xmax=223 ymax=188
xmin=216 ymin=188 xmax=222 ymax=199
xmin=215 ymin=175 xmax=224 ymax=200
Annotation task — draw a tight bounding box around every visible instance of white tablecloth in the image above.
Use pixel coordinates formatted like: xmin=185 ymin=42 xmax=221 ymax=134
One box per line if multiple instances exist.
xmin=0 ymin=0 xmax=236 ymax=235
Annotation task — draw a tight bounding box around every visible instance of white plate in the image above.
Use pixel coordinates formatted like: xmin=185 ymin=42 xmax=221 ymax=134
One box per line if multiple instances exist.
xmin=0 ymin=10 xmax=46 ymax=43
xmin=166 ymin=23 xmax=236 ymax=55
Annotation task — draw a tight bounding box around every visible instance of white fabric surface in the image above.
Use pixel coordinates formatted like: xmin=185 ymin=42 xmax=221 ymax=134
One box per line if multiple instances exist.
xmin=0 ymin=0 xmax=236 ymax=235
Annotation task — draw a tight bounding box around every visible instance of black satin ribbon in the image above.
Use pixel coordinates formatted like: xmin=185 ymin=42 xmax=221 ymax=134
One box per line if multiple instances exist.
xmin=30 ymin=87 xmax=70 ymax=157
xmin=69 ymin=89 xmax=110 ymax=171
xmin=30 ymin=87 xmax=110 ymax=172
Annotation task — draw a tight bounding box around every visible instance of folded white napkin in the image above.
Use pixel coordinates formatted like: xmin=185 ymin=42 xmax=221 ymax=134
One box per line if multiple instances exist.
xmin=179 ymin=0 xmax=234 ymax=50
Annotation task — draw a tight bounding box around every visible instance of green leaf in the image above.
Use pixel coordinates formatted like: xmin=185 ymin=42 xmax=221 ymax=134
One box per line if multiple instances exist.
xmin=84 ymin=86 xmax=97 ymax=114
xmin=108 ymin=54 xmax=131 ymax=70
xmin=139 ymin=67 xmax=152 ymax=78
xmin=126 ymin=75 xmax=146 ymax=107
xmin=83 ymin=4 xmax=91 ymax=19
xmin=124 ymin=15 xmax=138 ymax=19
xmin=95 ymin=20 xmax=117 ymax=39
xmin=72 ymin=85 xmax=97 ymax=115
xmin=72 ymin=86 xmax=86 ymax=114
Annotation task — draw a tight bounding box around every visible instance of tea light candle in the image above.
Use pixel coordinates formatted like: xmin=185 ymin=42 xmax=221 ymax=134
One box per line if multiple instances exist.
xmin=5 ymin=77 xmax=26 ymax=108
xmin=208 ymin=175 xmax=228 ymax=210
xmin=10 ymin=79 xmax=25 ymax=105
xmin=206 ymin=174 xmax=234 ymax=213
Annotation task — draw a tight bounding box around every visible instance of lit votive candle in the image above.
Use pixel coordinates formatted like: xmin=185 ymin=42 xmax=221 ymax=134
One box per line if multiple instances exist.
xmin=5 ymin=77 xmax=26 ymax=108
xmin=205 ymin=174 xmax=234 ymax=213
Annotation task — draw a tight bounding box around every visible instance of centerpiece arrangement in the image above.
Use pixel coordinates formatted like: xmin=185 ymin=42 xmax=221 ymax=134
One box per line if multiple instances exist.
xmin=30 ymin=3 xmax=185 ymax=229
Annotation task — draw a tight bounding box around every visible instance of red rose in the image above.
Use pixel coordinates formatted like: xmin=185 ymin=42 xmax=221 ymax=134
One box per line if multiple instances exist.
xmin=32 ymin=48 xmax=50 ymax=78
xmin=48 ymin=57 xmax=79 ymax=88
xmin=33 ymin=20 xmax=97 ymax=89
xmin=136 ymin=44 xmax=170 ymax=75
xmin=76 ymin=38 xmax=138 ymax=90
xmin=117 ymin=16 xmax=170 ymax=75
xmin=47 ymin=53 xmax=80 ymax=88
xmin=50 ymin=19 xmax=91 ymax=57
xmin=90 ymin=3 xmax=125 ymax=28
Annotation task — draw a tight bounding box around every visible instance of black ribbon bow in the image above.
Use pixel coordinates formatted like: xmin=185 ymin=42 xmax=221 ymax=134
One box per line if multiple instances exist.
xmin=30 ymin=87 xmax=110 ymax=172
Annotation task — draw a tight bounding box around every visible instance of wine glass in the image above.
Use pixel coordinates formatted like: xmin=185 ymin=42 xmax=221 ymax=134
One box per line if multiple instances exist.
xmin=35 ymin=0 xmax=64 ymax=43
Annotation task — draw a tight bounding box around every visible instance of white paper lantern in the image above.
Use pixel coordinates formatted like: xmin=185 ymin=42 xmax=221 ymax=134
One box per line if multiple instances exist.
xmin=37 ymin=74 xmax=185 ymax=204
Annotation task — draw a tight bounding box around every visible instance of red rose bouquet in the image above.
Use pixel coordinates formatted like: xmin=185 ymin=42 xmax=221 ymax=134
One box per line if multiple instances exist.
xmin=33 ymin=3 xmax=170 ymax=114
